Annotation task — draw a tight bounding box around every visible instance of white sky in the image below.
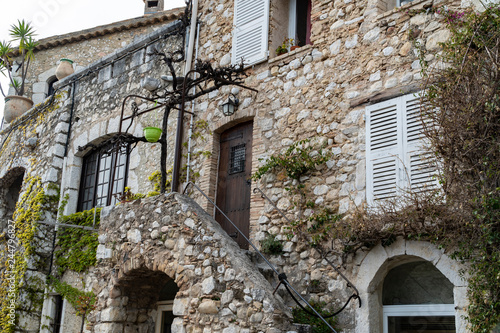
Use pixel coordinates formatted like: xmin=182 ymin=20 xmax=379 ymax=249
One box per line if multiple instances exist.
xmin=0 ymin=0 xmax=186 ymax=122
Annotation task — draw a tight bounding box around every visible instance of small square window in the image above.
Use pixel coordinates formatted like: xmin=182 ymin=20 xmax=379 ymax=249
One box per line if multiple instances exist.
xmin=229 ymin=144 xmax=246 ymax=174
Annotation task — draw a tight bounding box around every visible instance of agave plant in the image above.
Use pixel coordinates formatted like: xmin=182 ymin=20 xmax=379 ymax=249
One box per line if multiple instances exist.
xmin=0 ymin=20 xmax=38 ymax=98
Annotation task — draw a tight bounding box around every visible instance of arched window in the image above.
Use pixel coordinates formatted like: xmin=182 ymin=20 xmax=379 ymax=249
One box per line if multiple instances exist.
xmin=0 ymin=168 xmax=25 ymax=231
xmin=78 ymin=143 xmax=129 ymax=211
xmin=382 ymin=261 xmax=456 ymax=333
xmin=47 ymin=76 xmax=59 ymax=97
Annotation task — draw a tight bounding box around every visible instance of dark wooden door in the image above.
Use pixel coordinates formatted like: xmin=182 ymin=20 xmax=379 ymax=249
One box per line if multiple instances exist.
xmin=215 ymin=121 xmax=253 ymax=249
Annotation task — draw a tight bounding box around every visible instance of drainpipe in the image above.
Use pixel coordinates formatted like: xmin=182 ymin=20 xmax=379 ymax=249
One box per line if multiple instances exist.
xmin=172 ymin=0 xmax=198 ymax=191
xmin=186 ymin=16 xmax=201 ymax=183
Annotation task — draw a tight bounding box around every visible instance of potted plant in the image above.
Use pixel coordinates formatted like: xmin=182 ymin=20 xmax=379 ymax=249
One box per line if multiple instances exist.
xmin=275 ymin=38 xmax=296 ymax=56
xmin=0 ymin=20 xmax=38 ymax=123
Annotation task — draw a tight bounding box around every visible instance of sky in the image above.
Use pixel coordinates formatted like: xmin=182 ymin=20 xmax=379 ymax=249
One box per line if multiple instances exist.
xmin=0 ymin=0 xmax=186 ymax=121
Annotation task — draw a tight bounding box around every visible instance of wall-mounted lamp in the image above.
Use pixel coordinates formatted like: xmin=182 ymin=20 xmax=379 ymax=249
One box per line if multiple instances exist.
xmin=221 ymin=93 xmax=239 ymax=116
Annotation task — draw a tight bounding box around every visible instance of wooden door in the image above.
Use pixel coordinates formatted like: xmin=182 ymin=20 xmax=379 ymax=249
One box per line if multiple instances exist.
xmin=215 ymin=121 xmax=253 ymax=249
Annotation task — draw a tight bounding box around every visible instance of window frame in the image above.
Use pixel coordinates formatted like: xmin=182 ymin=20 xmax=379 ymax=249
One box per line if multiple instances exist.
xmin=383 ymin=304 xmax=456 ymax=333
xmin=155 ymin=300 xmax=174 ymax=333
xmin=77 ymin=144 xmax=129 ymax=211
xmin=288 ymin=0 xmax=312 ymax=47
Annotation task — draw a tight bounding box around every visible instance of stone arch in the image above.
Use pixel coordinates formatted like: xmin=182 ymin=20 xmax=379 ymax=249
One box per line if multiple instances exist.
xmin=92 ymin=193 xmax=293 ymax=333
xmin=33 ymin=67 xmax=57 ymax=105
xmin=354 ymin=239 xmax=469 ymax=332
xmin=198 ymin=114 xmax=256 ymax=211
xmin=105 ymin=267 xmax=180 ymax=333
xmin=0 ymin=167 xmax=26 ymax=231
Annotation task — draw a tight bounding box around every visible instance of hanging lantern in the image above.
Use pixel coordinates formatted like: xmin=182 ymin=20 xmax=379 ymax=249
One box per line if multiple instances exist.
xmin=221 ymin=94 xmax=239 ymax=116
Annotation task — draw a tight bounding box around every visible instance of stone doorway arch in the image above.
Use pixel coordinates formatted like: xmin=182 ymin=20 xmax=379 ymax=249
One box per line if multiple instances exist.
xmin=354 ymin=239 xmax=469 ymax=333
xmin=99 ymin=268 xmax=181 ymax=333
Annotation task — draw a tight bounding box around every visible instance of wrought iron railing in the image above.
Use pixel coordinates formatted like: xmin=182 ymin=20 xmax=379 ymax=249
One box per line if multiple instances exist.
xmin=253 ymin=186 xmax=362 ymax=313
xmin=183 ymin=181 xmax=338 ymax=333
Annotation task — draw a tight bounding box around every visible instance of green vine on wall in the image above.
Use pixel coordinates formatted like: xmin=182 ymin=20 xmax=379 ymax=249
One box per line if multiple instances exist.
xmin=47 ymin=276 xmax=96 ymax=333
xmin=54 ymin=208 xmax=101 ymax=275
xmin=0 ymin=176 xmax=58 ymax=332
xmin=252 ymin=139 xmax=337 ymax=246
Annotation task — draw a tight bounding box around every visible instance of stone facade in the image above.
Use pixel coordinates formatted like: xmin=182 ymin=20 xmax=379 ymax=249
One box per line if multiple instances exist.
xmin=91 ymin=193 xmax=292 ymax=333
xmin=6 ymin=8 xmax=183 ymax=106
xmin=0 ymin=0 xmax=485 ymax=332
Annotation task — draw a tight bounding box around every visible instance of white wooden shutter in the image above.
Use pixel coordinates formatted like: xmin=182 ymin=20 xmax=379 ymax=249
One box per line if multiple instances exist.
xmin=403 ymin=94 xmax=439 ymax=192
xmin=232 ymin=0 xmax=269 ymax=66
xmin=366 ymin=93 xmax=439 ymax=205
xmin=366 ymin=98 xmax=404 ymax=204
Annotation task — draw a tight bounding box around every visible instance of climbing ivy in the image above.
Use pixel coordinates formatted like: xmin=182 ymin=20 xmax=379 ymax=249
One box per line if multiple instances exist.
xmin=252 ymin=139 xmax=330 ymax=181
xmin=54 ymin=208 xmax=101 ymax=275
xmin=0 ymin=176 xmax=58 ymax=332
xmin=253 ymin=139 xmax=338 ymax=246
xmin=47 ymin=276 xmax=96 ymax=333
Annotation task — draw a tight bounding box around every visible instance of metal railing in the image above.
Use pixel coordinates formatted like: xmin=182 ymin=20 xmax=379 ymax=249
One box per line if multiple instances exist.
xmin=183 ymin=181 xmax=338 ymax=333
xmin=253 ymin=186 xmax=362 ymax=313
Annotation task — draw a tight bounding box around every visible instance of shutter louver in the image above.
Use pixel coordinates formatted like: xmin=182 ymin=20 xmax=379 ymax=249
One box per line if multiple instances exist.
xmin=403 ymin=94 xmax=439 ymax=193
xmin=366 ymin=93 xmax=439 ymax=205
xmin=371 ymin=155 xmax=399 ymax=201
xmin=232 ymin=0 xmax=269 ymax=66
xmin=369 ymin=102 xmax=399 ymax=151
xmin=409 ymin=151 xmax=438 ymax=192
xmin=366 ymin=99 xmax=402 ymax=204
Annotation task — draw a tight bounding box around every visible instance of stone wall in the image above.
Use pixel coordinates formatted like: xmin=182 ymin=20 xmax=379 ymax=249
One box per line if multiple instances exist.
xmin=0 ymin=0 xmax=477 ymax=331
xmin=90 ymin=193 xmax=293 ymax=333
xmin=7 ymin=9 xmax=183 ymax=105
xmin=0 ymin=17 xmax=187 ymax=333
xmin=176 ymin=0 xmax=471 ymax=330
xmin=55 ymin=20 xmax=186 ymax=214
xmin=0 ymin=92 xmax=67 ymax=332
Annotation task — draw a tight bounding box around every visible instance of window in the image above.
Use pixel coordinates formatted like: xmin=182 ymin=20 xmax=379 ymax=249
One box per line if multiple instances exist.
xmin=232 ymin=0 xmax=312 ymax=66
xmin=78 ymin=144 xmax=129 ymax=211
xmin=288 ymin=0 xmax=311 ymax=47
xmin=155 ymin=300 xmax=174 ymax=333
xmin=51 ymin=295 xmax=64 ymax=333
xmin=382 ymin=261 xmax=456 ymax=333
xmin=365 ymin=93 xmax=438 ymax=204
xmin=155 ymin=279 xmax=179 ymax=333
xmin=232 ymin=0 xmax=270 ymax=66
xmin=47 ymin=76 xmax=58 ymax=97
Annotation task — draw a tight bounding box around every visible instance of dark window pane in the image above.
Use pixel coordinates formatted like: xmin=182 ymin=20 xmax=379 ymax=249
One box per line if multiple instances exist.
xmin=388 ymin=316 xmax=456 ymax=333
xmin=161 ymin=311 xmax=175 ymax=333
xmin=78 ymin=144 xmax=129 ymax=211
xmin=229 ymin=144 xmax=246 ymax=174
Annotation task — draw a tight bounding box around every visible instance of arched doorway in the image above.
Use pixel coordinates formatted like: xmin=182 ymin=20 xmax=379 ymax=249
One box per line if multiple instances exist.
xmin=382 ymin=261 xmax=456 ymax=333
xmin=215 ymin=121 xmax=253 ymax=249
xmin=117 ymin=269 xmax=179 ymax=333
